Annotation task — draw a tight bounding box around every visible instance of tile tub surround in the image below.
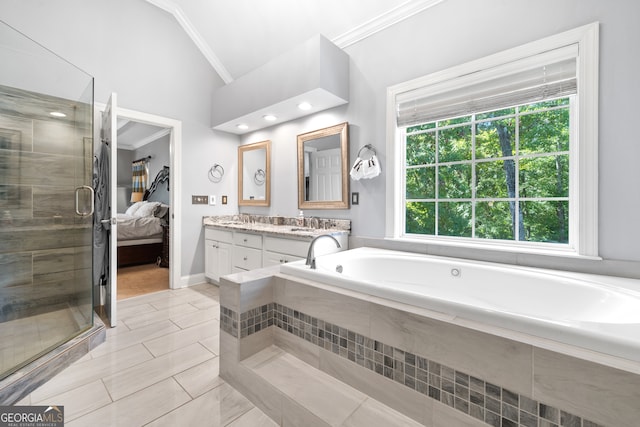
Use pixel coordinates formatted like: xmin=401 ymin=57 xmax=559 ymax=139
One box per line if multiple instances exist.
xmin=219 ymin=272 xmax=640 ymax=427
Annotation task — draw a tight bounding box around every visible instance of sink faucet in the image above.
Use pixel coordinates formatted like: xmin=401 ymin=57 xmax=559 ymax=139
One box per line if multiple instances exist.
xmin=305 ymin=234 xmax=341 ymax=269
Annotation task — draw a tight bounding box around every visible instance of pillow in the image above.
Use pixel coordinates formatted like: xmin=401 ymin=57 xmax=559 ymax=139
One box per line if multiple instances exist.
xmin=134 ymin=201 xmax=161 ymax=217
xmin=154 ymin=204 xmax=170 ymax=220
xmin=125 ymin=201 xmax=145 ymax=216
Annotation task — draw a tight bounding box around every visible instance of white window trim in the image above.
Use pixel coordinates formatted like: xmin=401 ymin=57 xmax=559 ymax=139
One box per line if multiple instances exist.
xmin=385 ymin=22 xmax=599 ymax=258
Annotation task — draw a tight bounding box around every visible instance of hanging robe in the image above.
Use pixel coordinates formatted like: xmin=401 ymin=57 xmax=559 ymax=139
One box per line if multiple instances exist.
xmin=93 ymin=142 xmax=110 ymax=291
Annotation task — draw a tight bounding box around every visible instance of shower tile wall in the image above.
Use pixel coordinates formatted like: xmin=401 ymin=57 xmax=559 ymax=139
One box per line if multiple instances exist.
xmin=0 ymin=87 xmax=93 ymax=324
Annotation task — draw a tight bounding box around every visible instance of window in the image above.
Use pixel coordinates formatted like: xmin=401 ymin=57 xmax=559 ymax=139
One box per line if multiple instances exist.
xmin=385 ymin=23 xmax=599 ymax=257
xmin=405 ymin=98 xmax=571 ymax=243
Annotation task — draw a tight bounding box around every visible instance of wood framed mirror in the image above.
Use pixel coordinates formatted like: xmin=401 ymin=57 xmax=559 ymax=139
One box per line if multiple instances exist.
xmin=238 ymin=140 xmax=271 ymax=206
xmin=297 ymin=122 xmax=349 ymax=209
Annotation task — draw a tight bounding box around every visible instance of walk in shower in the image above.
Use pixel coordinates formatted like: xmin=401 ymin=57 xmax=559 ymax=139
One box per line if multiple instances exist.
xmin=0 ymin=21 xmax=94 ymax=381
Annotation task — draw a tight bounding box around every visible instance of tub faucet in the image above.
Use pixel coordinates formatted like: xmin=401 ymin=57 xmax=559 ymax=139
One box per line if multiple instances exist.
xmin=306 ymin=234 xmax=341 ymax=269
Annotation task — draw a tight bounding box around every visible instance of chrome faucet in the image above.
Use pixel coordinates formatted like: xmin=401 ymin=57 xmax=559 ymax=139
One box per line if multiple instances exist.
xmin=305 ymin=234 xmax=341 ymax=269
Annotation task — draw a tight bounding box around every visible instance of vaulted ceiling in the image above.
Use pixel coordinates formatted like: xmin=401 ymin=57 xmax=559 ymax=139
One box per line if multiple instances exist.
xmin=144 ymin=0 xmax=446 ymax=83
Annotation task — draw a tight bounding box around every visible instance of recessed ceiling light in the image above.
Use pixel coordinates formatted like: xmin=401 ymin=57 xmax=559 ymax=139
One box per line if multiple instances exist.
xmin=263 ymin=114 xmax=277 ymax=121
xmin=298 ymin=102 xmax=312 ymax=111
xmin=50 ymin=111 xmax=66 ymax=118
xmin=236 ymin=124 xmax=249 ymax=130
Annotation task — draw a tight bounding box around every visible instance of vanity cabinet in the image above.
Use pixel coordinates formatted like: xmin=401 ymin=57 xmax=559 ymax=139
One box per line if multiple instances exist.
xmin=232 ymin=232 xmax=263 ymax=272
xmin=204 ymin=228 xmax=232 ymax=282
xmin=263 ymin=236 xmax=309 ymax=267
xmin=204 ymin=225 xmax=348 ymax=283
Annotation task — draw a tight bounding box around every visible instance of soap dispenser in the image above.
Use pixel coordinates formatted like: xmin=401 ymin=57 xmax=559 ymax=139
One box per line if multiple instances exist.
xmin=297 ymin=210 xmax=305 ymax=227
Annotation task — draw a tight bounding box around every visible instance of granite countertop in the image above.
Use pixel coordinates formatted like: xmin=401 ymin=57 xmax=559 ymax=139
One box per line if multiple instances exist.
xmin=202 ymin=216 xmax=349 ymax=239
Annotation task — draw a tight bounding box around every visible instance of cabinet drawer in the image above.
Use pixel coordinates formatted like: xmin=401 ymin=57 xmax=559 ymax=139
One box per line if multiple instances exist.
xmin=264 ymin=236 xmax=310 ymax=257
xmin=232 ymin=246 xmax=262 ymax=270
xmin=234 ymin=232 xmax=262 ymax=249
xmin=264 ymin=250 xmax=303 ymax=267
xmin=205 ymin=227 xmax=233 ymax=243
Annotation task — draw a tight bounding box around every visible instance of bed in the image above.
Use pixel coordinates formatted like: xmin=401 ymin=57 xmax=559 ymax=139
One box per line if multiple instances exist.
xmin=117 ymin=166 xmax=170 ymax=268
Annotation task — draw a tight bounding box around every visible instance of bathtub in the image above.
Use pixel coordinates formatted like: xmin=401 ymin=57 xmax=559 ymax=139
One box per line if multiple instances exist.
xmin=279 ymin=247 xmax=640 ymax=364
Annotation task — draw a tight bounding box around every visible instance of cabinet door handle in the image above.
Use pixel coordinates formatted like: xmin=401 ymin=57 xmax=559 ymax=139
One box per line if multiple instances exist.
xmin=243 ymin=238 xmax=248 ymax=242
xmin=243 ymin=256 xmax=248 ymax=261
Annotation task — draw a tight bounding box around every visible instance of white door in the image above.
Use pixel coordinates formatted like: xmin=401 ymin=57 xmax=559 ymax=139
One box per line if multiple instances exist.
xmin=310 ymin=148 xmax=342 ymax=201
xmin=102 ymin=93 xmax=118 ymax=327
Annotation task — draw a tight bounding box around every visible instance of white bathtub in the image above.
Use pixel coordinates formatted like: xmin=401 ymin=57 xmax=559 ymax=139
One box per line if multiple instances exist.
xmin=279 ymin=247 xmax=640 ymax=364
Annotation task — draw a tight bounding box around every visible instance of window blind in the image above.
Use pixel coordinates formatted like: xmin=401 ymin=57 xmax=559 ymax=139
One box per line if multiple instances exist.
xmin=396 ymin=45 xmax=578 ymax=127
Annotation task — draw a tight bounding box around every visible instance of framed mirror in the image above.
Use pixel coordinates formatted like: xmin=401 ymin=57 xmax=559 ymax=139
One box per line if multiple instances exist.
xmin=297 ymin=122 xmax=349 ymax=209
xmin=238 ymin=140 xmax=271 ymax=206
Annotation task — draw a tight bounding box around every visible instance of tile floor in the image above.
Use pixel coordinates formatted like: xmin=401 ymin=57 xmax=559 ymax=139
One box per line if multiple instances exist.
xmin=16 ymin=283 xmax=277 ymax=426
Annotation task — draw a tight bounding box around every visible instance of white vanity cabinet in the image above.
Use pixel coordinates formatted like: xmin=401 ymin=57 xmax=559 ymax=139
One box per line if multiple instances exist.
xmin=263 ymin=236 xmax=309 ymax=267
xmin=232 ymin=232 xmax=263 ymax=272
xmin=204 ymin=228 xmax=232 ymax=282
xmin=204 ymin=225 xmax=348 ymax=283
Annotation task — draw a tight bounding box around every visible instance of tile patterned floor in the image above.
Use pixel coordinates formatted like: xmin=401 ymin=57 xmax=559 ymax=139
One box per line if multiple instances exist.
xmin=16 ymin=283 xmax=277 ymax=426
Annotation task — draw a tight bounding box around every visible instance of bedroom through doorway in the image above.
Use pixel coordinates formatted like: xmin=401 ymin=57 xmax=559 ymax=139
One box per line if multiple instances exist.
xmin=116 ymin=118 xmax=171 ymax=300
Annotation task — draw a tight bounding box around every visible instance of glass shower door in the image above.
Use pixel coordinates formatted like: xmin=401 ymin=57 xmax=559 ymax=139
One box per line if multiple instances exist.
xmin=0 ymin=21 xmax=94 ymax=380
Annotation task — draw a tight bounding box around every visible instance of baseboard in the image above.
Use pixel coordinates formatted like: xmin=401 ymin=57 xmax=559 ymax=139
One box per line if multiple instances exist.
xmin=179 ymin=273 xmax=206 ymax=288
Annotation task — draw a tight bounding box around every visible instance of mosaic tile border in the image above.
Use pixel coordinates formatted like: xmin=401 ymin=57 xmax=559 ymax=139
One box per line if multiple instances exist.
xmin=220 ymin=303 xmax=604 ymax=427
xmin=220 ymin=306 xmax=238 ymax=338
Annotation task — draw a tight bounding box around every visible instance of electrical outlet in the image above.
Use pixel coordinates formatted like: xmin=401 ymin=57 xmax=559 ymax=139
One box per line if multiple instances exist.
xmin=209 ymin=195 xmax=216 ymax=205
xmin=192 ymin=195 xmax=208 ymax=204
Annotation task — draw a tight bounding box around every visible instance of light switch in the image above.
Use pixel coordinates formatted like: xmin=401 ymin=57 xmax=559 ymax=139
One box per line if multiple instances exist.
xmin=192 ymin=195 xmax=208 ymax=204
xmin=209 ymin=195 xmax=216 ymax=205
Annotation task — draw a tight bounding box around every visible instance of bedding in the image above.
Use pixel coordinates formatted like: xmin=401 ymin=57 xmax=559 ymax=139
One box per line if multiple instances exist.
xmin=117 ymin=214 xmax=163 ymax=241
xmin=117 ymin=201 xmax=167 ymax=242
xmin=117 ymin=168 xmax=170 ymax=268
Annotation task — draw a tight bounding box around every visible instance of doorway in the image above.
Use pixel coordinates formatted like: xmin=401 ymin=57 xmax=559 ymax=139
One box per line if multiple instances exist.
xmin=95 ymin=100 xmax=182 ymax=326
xmin=116 ymin=119 xmax=171 ymax=300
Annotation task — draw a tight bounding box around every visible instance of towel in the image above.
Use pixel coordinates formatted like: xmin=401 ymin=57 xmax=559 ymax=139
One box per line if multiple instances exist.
xmin=361 ymin=155 xmax=381 ymax=179
xmin=350 ymin=155 xmax=382 ymax=180
xmin=350 ymin=157 xmax=365 ymax=180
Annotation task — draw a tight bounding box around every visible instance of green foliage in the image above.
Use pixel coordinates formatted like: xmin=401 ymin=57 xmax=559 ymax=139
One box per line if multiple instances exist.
xmin=476 ymin=201 xmax=514 ymax=240
xmin=520 ymin=155 xmax=569 ymax=198
xmin=406 ymin=202 xmax=435 ymax=234
xmin=439 ymin=164 xmax=471 ymax=199
xmin=404 ymin=98 xmax=571 ymax=244
xmin=438 ymin=202 xmax=472 ymax=237
xmin=521 ymin=201 xmax=569 ymax=243
xmin=476 ymin=118 xmax=515 ymax=159
xmin=406 ymin=167 xmax=435 ymax=199
xmin=406 ymin=132 xmax=435 ymax=165
xmin=439 ymin=125 xmax=471 ymax=162
xmin=476 ymin=161 xmax=508 ymax=198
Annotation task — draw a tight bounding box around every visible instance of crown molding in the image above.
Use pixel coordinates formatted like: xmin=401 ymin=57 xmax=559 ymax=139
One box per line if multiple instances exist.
xmin=144 ymin=0 xmax=234 ymax=83
xmin=332 ymin=0 xmax=446 ymax=49
xmin=119 ymin=127 xmax=172 ymax=150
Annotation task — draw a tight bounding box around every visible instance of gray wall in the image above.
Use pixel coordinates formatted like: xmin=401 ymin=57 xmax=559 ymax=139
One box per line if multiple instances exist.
xmin=0 ymin=0 xmax=240 ymax=279
xmin=3 ymin=0 xmax=639 ymax=281
xmin=239 ymin=0 xmax=640 ymax=273
xmin=116 ymin=149 xmax=133 ymax=188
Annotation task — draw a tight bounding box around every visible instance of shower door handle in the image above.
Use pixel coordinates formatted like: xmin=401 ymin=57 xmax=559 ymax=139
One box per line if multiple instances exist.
xmin=75 ymin=185 xmax=95 ymax=216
